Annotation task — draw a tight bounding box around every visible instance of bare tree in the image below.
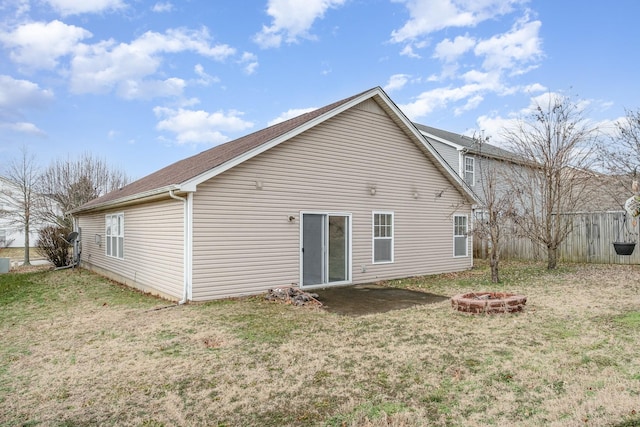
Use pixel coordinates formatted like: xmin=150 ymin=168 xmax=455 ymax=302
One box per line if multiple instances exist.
xmin=0 ymin=146 xmax=42 ymax=266
xmin=601 ymin=109 xmax=640 ymax=175
xmin=596 ymin=108 xmax=640 ymax=207
xmin=469 ymin=136 xmax=514 ymax=283
xmin=39 ymin=152 xmax=130 ymax=229
xmin=501 ymin=93 xmax=600 ymax=269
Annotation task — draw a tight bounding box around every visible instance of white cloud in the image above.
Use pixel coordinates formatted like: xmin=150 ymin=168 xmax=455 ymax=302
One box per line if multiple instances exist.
xmin=454 ymin=94 xmax=484 ymax=115
xmin=153 ymin=106 xmax=254 ymax=145
xmin=267 ymin=108 xmax=317 ymax=126
xmin=117 ymin=77 xmax=186 ymax=100
xmin=0 ymin=121 xmax=46 ymax=136
xmin=0 ymin=75 xmax=54 ymax=110
xmin=460 ymin=69 xmax=501 ymax=89
xmin=398 ymin=83 xmax=483 ymax=120
xmin=152 ymin=2 xmax=173 ymax=12
xmin=433 ymin=35 xmax=475 ymax=63
xmin=475 ymin=113 xmax=517 ymax=144
xmin=0 ymin=20 xmax=92 ymax=69
xmin=474 ymin=91 xmax=582 ymax=144
xmin=193 ymin=64 xmax=219 ymax=86
xmin=0 ymin=75 xmax=52 ymax=136
xmin=399 ymin=44 xmax=421 ymax=59
xmin=70 ymin=28 xmax=235 ymax=97
xmin=522 ymin=83 xmax=546 ymax=94
xmin=1 ymin=0 xmax=31 ymax=18
xmin=383 ymin=74 xmax=411 ymax=92
xmin=391 ymin=0 xmax=524 ymax=42
xmin=395 ymin=9 xmax=543 ymax=120
xmin=254 ymin=0 xmax=347 ymax=48
xmin=474 ymin=17 xmax=542 ymax=72
xmin=44 ymin=0 xmax=126 ymax=16
xmin=239 ymin=52 xmax=259 ymax=75
xmin=391 ymin=0 xmax=526 ymax=60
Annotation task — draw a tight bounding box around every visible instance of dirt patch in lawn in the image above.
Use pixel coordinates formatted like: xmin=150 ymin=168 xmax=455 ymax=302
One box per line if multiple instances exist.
xmin=314 ymin=284 xmax=449 ymax=315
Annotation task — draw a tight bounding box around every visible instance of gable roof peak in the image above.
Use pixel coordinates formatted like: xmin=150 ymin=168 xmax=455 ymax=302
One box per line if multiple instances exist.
xmin=72 ymin=87 xmax=384 ymax=212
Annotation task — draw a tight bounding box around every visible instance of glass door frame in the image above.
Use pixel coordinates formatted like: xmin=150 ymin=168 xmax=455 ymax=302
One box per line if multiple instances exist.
xmin=299 ymin=211 xmax=352 ymax=289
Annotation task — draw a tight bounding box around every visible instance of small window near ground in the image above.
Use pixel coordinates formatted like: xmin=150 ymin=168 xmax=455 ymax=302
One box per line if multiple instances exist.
xmin=373 ymin=212 xmax=394 ymax=263
xmin=464 ymin=156 xmax=475 ymax=186
xmin=454 ymin=215 xmax=468 ymax=257
xmin=105 ymin=213 xmax=124 ymax=259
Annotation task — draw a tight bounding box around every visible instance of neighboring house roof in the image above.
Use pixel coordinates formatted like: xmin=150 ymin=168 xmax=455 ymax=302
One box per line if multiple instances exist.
xmin=72 ymin=87 xmax=479 ymax=214
xmin=414 ymin=123 xmax=525 ymax=164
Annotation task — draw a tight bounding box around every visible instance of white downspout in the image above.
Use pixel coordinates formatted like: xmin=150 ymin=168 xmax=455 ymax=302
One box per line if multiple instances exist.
xmin=169 ymin=190 xmax=192 ymax=304
xmin=458 ymin=148 xmax=468 ymax=179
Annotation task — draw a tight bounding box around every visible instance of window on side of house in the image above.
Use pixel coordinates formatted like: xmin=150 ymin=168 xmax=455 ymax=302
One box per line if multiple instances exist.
xmin=464 ymin=156 xmax=475 ymax=186
xmin=373 ymin=211 xmax=394 ymax=263
xmin=454 ymin=214 xmax=468 ymax=257
xmin=105 ymin=213 xmax=124 ymax=259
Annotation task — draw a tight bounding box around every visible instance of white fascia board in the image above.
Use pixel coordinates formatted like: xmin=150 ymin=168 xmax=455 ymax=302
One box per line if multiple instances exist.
xmin=180 ymin=88 xmax=385 ymax=191
xmin=69 ymin=184 xmax=181 ymax=215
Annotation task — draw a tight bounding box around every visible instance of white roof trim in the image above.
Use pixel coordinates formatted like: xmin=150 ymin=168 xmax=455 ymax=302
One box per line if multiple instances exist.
xmin=418 ymin=130 xmax=465 ymax=151
xmin=69 ymin=184 xmax=181 ymax=214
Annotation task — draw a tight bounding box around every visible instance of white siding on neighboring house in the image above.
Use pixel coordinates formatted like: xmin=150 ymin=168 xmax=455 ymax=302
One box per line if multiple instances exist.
xmin=190 ymin=99 xmax=472 ymax=300
xmin=77 ymin=199 xmax=184 ymax=300
xmin=426 ymin=138 xmax=458 ymax=171
xmin=0 ymin=178 xmax=45 ymax=248
xmin=0 ymin=225 xmax=39 ymax=248
xmin=471 ymin=156 xmax=515 ymax=206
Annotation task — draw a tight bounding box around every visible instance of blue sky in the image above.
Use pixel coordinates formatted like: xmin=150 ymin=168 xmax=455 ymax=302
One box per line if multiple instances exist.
xmin=1 ymin=0 xmax=639 ymax=179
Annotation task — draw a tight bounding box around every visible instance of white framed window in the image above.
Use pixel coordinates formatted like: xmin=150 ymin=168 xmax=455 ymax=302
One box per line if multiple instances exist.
xmin=373 ymin=211 xmax=394 ymax=263
xmin=105 ymin=213 xmax=124 ymax=259
xmin=464 ymin=156 xmax=475 ymax=186
xmin=454 ymin=215 xmax=468 ymax=257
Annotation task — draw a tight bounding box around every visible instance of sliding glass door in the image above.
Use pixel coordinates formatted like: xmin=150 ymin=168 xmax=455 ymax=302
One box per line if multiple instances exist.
xmin=302 ymin=213 xmax=350 ymax=287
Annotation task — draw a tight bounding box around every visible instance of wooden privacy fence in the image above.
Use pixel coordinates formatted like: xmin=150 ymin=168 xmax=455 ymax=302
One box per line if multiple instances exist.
xmin=474 ymin=211 xmax=640 ymax=264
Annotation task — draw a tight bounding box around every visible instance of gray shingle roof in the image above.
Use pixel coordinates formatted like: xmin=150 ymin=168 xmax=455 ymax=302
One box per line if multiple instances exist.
xmin=414 ymin=123 xmax=523 ymax=162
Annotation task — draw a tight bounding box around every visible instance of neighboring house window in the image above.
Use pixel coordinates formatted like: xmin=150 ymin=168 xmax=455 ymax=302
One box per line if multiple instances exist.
xmin=454 ymin=215 xmax=468 ymax=257
xmin=373 ymin=212 xmax=394 ymax=263
xmin=464 ymin=156 xmax=475 ymax=186
xmin=105 ymin=213 xmax=124 ymax=259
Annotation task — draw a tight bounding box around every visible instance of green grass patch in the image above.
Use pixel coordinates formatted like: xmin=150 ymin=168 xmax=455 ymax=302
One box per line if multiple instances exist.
xmin=614 ymin=311 xmax=640 ymax=328
xmin=325 ymin=401 xmax=410 ymax=426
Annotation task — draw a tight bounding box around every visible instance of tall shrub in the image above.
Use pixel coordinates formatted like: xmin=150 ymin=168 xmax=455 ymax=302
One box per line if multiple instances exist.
xmin=37 ymin=226 xmax=71 ymax=267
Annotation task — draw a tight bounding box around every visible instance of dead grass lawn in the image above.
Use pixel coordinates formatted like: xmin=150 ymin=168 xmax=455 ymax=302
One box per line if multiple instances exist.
xmin=1 ymin=262 xmax=639 ymax=426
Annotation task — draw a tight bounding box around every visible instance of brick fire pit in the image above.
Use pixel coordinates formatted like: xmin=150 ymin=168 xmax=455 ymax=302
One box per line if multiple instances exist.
xmin=451 ymin=292 xmax=527 ymax=314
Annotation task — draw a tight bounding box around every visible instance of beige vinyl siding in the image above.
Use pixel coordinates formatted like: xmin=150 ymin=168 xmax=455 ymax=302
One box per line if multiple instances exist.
xmin=77 ymin=199 xmax=184 ymax=300
xmin=191 ymin=99 xmax=472 ymax=300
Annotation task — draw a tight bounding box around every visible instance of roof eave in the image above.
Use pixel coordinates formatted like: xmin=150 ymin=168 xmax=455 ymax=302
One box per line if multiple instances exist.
xmin=69 ymin=184 xmax=183 ymax=215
